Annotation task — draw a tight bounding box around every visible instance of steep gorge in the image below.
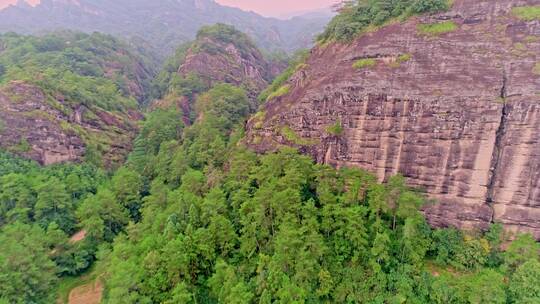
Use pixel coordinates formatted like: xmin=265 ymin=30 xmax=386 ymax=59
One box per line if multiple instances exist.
xmin=246 ymin=0 xmax=540 ymax=237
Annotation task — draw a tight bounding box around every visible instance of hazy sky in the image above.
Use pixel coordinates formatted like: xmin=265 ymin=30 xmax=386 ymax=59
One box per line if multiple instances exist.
xmin=216 ymin=0 xmax=340 ymax=17
xmin=0 ymin=0 xmax=340 ymax=17
xmin=0 ymin=0 xmax=38 ymax=9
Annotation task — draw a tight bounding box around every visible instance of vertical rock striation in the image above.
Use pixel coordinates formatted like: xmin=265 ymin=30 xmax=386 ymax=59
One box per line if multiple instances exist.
xmin=246 ymin=0 xmax=540 ymax=237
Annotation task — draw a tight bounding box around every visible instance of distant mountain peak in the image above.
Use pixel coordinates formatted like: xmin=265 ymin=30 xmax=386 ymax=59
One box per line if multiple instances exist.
xmin=0 ymin=0 xmax=331 ymax=59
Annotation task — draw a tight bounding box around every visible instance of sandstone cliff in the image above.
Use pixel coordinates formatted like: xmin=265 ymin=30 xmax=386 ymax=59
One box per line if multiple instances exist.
xmin=246 ymin=0 xmax=540 ymax=237
xmin=0 ymin=81 xmax=141 ymax=166
xmin=179 ymin=24 xmax=280 ymax=101
xmin=157 ymin=24 xmax=284 ymax=121
xmin=0 ymin=32 xmax=152 ymax=166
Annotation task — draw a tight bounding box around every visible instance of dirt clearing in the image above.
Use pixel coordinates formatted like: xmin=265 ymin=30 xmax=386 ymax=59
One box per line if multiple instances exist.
xmin=68 ymin=280 xmax=103 ymax=304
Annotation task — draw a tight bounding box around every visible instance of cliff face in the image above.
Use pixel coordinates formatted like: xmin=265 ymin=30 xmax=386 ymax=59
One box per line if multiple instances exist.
xmin=157 ymin=24 xmax=284 ymax=121
xmin=179 ymin=25 xmax=283 ymax=99
xmin=246 ymin=0 xmax=540 ymax=237
xmin=0 ymin=82 xmax=141 ymax=166
xmin=179 ymin=36 xmax=272 ymax=102
xmin=0 ymin=32 xmax=151 ymax=166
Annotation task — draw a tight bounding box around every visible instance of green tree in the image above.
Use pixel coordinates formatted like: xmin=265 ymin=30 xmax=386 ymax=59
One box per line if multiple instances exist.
xmin=195 ymin=83 xmax=250 ymax=131
xmin=0 ymin=173 xmax=35 ymax=226
xmin=504 ymin=234 xmax=540 ymax=271
xmin=77 ymin=188 xmax=129 ymax=241
xmin=465 ymin=269 xmax=506 ymax=304
xmin=208 ymin=261 xmax=253 ymax=303
xmin=164 ymin=282 xmax=195 ymax=304
xmin=34 ymin=177 xmax=75 ymax=233
xmin=508 ymin=259 xmax=540 ymax=303
xmin=0 ymin=223 xmax=57 ymax=303
xmin=112 ymin=167 xmax=143 ymax=220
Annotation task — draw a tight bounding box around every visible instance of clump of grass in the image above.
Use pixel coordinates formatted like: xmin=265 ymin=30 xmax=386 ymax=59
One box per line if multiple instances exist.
xmin=251 ymin=111 xmax=266 ymax=129
xmin=280 ymin=126 xmax=317 ymax=145
xmin=11 ymin=139 xmax=31 ymax=153
xmin=512 ymin=6 xmax=540 ymax=21
xmin=417 ymin=21 xmax=458 ymax=36
xmin=266 ymin=84 xmax=290 ymax=101
xmin=353 ymin=58 xmax=377 ymax=69
xmin=524 ymin=35 xmax=539 ymax=43
xmin=398 ymin=53 xmax=412 ymax=62
xmin=513 ymin=42 xmax=527 ymax=51
xmin=326 ymin=120 xmax=344 ymax=136
xmin=389 ymin=53 xmax=413 ymax=68
xmin=252 ymin=135 xmax=262 ymax=144
xmin=281 ymin=126 xmax=300 ymax=142
xmin=533 ymin=62 xmax=540 ymax=75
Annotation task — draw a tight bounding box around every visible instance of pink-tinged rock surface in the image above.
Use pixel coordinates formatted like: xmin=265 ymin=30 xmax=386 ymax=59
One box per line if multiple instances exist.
xmin=178 ymin=32 xmax=284 ymax=105
xmin=0 ymin=81 xmax=140 ymax=166
xmin=246 ymin=0 xmax=540 ymax=237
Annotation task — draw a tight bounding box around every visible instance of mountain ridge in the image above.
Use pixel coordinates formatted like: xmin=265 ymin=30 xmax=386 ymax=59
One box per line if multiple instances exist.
xmin=0 ymin=0 xmax=331 ymax=59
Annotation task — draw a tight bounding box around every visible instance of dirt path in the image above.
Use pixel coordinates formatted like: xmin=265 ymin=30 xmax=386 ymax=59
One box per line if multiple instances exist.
xmin=68 ymin=279 xmax=103 ymax=304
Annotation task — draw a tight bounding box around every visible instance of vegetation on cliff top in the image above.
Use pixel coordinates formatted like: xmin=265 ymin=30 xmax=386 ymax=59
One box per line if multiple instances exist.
xmin=0 ymin=32 xmax=154 ymax=109
xmin=193 ymin=24 xmax=258 ymax=57
xmin=318 ymin=0 xmax=451 ymax=42
xmin=353 ymin=58 xmax=377 ymax=69
xmin=0 ymin=32 xmax=156 ymax=164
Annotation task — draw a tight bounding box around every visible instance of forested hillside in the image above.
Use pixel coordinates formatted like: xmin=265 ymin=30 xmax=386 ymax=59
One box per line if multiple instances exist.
xmin=1 ymin=1 xmax=540 ymax=303
xmin=0 ymin=32 xmax=154 ymax=166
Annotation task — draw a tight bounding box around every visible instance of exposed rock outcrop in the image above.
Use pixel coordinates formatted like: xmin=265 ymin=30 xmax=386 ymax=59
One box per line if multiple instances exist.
xmin=179 ymin=37 xmax=270 ymax=101
xmin=0 ymin=82 xmax=140 ymax=166
xmin=178 ymin=25 xmax=281 ymax=101
xmin=246 ymin=0 xmax=540 ymax=237
xmin=157 ymin=24 xmax=285 ymax=122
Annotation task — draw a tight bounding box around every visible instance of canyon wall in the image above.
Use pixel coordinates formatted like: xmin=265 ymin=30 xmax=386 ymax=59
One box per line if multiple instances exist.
xmin=0 ymin=82 xmax=141 ymax=166
xmin=246 ymin=0 xmax=540 ymax=237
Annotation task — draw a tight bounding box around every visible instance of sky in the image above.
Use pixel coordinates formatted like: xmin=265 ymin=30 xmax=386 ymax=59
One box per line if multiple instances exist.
xmin=216 ymin=0 xmax=340 ymax=17
xmin=0 ymin=0 xmax=340 ymax=17
xmin=0 ymin=0 xmax=36 ymax=9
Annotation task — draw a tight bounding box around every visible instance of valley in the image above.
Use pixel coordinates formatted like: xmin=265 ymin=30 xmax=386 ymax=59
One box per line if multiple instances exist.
xmin=0 ymin=0 xmax=540 ymax=303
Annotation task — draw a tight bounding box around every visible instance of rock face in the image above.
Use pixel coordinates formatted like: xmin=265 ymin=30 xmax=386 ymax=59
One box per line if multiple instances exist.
xmin=178 ymin=25 xmax=281 ymax=101
xmin=179 ymin=37 xmax=271 ymax=100
xmin=0 ymin=32 xmax=152 ymax=167
xmin=159 ymin=24 xmax=285 ymax=122
xmin=0 ymin=82 xmax=140 ymax=166
xmin=246 ymin=0 xmax=540 ymax=237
